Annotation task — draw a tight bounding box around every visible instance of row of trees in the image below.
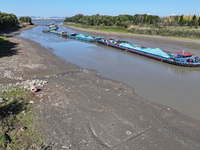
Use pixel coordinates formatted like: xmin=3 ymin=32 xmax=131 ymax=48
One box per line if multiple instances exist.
xmin=64 ymin=14 xmax=161 ymax=28
xmin=179 ymin=15 xmax=200 ymax=27
xmin=0 ymin=11 xmax=18 ymax=29
xmin=162 ymin=15 xmax=200 ymax=28
xmin=65 ymin=14 xmax=200 ymax=28
xmin=0 ymin=11 xmax=33 ymax=30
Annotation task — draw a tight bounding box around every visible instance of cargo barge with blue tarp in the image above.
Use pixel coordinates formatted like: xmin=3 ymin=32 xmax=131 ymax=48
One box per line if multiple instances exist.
xmin=96 ymin=37 xmax=200 ymax=67
xmin=42 ymin=28 xmax=200 ymax=67
xmin=43 ymin=29 xmax=95 ymax=42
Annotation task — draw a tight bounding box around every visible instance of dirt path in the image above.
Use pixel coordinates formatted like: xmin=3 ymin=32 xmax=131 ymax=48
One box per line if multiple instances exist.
xmin=1 ymin=26 xmax=200 ymax=150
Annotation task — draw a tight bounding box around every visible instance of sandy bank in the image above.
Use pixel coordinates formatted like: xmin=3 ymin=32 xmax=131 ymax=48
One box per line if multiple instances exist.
xmin=1 ymin=25 xmax=200 ymax=150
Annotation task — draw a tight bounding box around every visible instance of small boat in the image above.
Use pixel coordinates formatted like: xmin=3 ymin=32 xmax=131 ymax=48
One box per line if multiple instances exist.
xmin=49 ymin=24 xmax=58 ymax=30
xmin=42 ymin=29 xmax=63 ymax=35
xmin=96 ymin=37 xmax=200 ymax=67
xmin=42 ymin=29 xmax=95 ymax=42
xmin=46 ymin=23 xmax=54 ymax=26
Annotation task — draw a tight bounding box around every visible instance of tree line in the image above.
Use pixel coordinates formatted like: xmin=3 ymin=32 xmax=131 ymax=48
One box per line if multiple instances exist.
xmin=0 ymin=11 xmax=33 ymax=30
xmin=65 ymin=14 xmax=200 ymax=28
xmin=19 ymin=16 xmax=33 ymax=24
xmin=64 ymin=14 xmax=161 ymax=28
xmin=0 ymin=11 xmax=18 ymax=29
xmin=162 ymin=15 xmax=200 ymax=28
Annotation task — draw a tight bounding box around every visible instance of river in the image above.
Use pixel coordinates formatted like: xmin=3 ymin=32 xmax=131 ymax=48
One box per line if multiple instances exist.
xmin=19 ymin=21 xmax=200 ymax=120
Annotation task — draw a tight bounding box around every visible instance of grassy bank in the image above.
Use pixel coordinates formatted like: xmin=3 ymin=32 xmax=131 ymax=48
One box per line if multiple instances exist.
xmin=0 ymin=36 xmax=18 ymax=58
xmin=63 ymin=23 xmax=129 ymax=33
xmin=0 ymin=84 xmax=46 ymax=149
xmin=128 ymin=26 xmax=200 ymax=39
xmin=63 ymin=23 xmax=200 ymax=39
xmin=0 ymin=36 xmax=10 ymax=46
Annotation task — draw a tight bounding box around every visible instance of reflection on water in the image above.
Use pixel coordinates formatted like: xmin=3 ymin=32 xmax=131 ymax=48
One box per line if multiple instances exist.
xmin=167 ymin=66 xmax=199 ymax=77
xmin=20 ymin=21 xmax=200 ymax=120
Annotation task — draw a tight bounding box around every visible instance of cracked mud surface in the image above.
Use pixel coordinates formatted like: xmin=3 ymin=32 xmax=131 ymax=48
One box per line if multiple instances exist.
xmin=1 ymin=27 xmax=200 ymax=150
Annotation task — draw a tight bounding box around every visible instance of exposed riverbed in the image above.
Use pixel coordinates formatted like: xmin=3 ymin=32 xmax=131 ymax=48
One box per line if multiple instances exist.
xmin=19 ymin=21 xmax=200 ymax=121
xmin=2 ymin=23 xmax=200 ymax=149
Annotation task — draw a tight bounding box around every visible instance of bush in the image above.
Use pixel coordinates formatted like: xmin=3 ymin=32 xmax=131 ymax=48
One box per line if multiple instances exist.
xmin=19 ymin=16 xmax=33 ymax=25
xmin=128 ymin=27 xmax=200 ymax=38
xmin=0 ymin=11 xmax=18 ymax=29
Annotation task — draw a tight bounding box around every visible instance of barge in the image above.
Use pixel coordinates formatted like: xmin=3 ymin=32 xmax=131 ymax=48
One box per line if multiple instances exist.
xmin=66 ymin=33 xmax=95 ymax=42
xmin=42 ymin=28 xmax=200 ymax=67
xmin=42 ymin=29 xmax=95 ymax=42
xmin=43 ymin=29 xmax=63 ymax=35
xmin=49 ymin=24 xmax=58 ymax=30
xmin=96 ymin=37 xmax=200 ymax=67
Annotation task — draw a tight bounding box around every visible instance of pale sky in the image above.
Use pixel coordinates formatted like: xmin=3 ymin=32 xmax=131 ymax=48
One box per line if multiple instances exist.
xmin=1 ymin=0 xmax=199 ymax=17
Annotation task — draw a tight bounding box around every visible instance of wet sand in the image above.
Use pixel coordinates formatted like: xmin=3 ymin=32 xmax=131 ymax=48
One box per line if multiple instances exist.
xmin=1 ymin=26 xmax=200 ymax=149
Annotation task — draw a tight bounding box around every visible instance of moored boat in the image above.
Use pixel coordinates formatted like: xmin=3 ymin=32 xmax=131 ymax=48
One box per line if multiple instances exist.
xmin=42 ymin=29 xmax=200 ymax=67
xmin=42 ymin=29 xmax=95 ymax=42
xmin=163 ymin=51 xmax=200 ymax=67
xmin=96 ymin=37 xmax=200 ymax=67
xmin=46 ymin=23 xmax=54 ymax=26
xmin=67 ymin=33 xmax=95 ymax=41
xmin=49 ymin=24 xmax=58 ymax=30
xmin=42 ymin=29 xmax=63 ymax=35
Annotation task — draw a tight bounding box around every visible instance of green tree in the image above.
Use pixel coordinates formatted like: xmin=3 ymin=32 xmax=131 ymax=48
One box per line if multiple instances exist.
xmin=198 ymin=17 xmax=200 ymax=26
xmin=179 ymin=15 xmax=185 ymax=26
xmin=143 ymin=14 xmax=147 ymax=24
xmin=64 ymin=14 xmax=161 ymax=28
xmin=0 ymin=11 xmax=18 ymax=29
xmin=191 ymin=15 xmax=198 ymax=28
xmin=19 ymin=16 xmax=32 ymax=24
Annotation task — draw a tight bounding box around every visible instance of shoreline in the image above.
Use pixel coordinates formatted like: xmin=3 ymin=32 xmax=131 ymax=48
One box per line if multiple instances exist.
xmin=1 ymin=25 xmax=200 ymax=149
xmin=0 ymin=24 xmax=38 ymax=37
xmin=63 ymin=24 xmax=200 ymax=48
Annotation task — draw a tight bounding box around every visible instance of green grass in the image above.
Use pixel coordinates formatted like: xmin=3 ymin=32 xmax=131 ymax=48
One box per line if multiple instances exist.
xmin=0 ymin=36 xmax=9 ymax=41
xmin=0 ymin=85 xmax=46 ymax=149
xmin=0 ymin=36 xmax=13 ymax=49
xmin=0 ymin=36 xmax=18 ymax=58
xmin=64 ymin=24 xmax=129 ymax=33
xmin=0 ymin=36 xmax=9 ymax=46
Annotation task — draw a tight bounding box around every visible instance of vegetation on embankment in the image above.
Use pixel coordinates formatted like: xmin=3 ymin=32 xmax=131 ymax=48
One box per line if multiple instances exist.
xmin=0 ymin=12 xmax=18 ymax=30
xmin=0 ymin=84 xmax=42 ymax=149
xmin=64 ymin=22 xmax=200 ymax=39
xmin=0 ymin=11 xmax=33 ymax=31
xmin=0 ymin=11 xmax=48 ymax=149
xmin=19 ymin=16 xmax=33 ymax=25
xmin=0 ymin=36 xmax=9 ymax=43
xmin=64 ymin=14 xmax=200 ymax=39
xmin=63 ymin=22 xmax=129 ymax=33
xmin=128 ymin=26 xmax=200 ymax=39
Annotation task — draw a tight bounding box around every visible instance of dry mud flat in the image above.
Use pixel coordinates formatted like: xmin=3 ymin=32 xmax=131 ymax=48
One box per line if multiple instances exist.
xmin=1 ymin=27 xmax=200 ymax=150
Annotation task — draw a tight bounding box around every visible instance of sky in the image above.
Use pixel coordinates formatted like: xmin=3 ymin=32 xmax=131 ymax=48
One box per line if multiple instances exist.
xmin=0 ymin=0 xmax=200 ymax=18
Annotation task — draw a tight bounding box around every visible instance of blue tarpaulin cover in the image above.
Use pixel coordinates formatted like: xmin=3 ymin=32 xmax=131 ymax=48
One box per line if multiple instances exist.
xmin=76 ymin=34 xmax=94 ymax=40
xmin=120 ymin=42 xmax=170 ymax=58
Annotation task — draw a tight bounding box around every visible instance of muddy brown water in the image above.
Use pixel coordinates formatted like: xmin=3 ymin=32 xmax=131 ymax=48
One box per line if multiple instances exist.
xmin=19 ymin=21 xmax=200 ymax=120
